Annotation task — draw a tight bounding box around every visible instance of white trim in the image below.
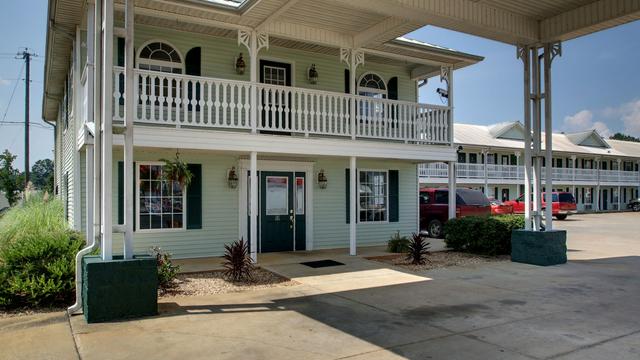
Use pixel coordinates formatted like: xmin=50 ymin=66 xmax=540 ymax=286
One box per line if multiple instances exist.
xmin=136 ymin=39 xmax=185 ymax=73
xmin=135 ymin=161 xmax=187 ymax=233
xmin=238 ymin=159 xmax=314 ymax=253
xmin=356 ymin=168 xmax=390 ymax=224
xmin=357 ymin=72 xmax=387 ymax=97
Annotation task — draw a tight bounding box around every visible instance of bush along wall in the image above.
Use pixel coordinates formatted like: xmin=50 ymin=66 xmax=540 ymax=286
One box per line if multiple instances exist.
xmin=443 ymin=215 xmax=525 ymax=256
xmin=0 ymin=195 xmax=84 ymax=308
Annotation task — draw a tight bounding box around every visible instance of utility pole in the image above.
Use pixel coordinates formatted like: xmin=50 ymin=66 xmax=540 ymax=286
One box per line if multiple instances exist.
xmin=17 ymin=48 xmax=36 ymax=186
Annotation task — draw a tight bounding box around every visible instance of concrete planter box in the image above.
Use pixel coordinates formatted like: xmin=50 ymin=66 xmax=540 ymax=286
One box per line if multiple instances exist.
xmin=82 ymin=255 xmax=158 ymax=323
xmin=511 ymin=229 xmax=567 ymax=266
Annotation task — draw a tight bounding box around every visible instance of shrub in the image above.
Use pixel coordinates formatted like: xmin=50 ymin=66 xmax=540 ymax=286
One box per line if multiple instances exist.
xmin=0 ymin=195 xmax=83 ymax=308
xmin=150 ymin=247 xmax=180 ymax=290
xmin=406 ymin=232 xmax=431 ymax=265
xmin=223 ymin=238 xmax=254 ymax=282
xmin=444 ymin=214 xmax=525 ymax=255
xmin=387 ymin=231 xmax=410 ymax=253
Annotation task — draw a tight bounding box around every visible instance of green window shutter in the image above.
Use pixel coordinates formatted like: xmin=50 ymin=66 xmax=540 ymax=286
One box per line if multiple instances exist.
xmin=118 ymin=161 xmax=124 ymax=225
xmin=345 ymin=169 xmax=350 ymax=223
xmin=344 ymin=69 xmax=350 ymax=94
xmin=186 ymin=164 xmax=202 ymax=229
xmin=388 ymin=170 xmax=399 ymax=222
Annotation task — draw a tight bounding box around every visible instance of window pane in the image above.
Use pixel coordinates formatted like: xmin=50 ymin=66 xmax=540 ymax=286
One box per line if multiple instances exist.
xmin=151 ymin=215 xmax=162 ymax=229
xmin=358 ymin=171 xmax=387 ymax=222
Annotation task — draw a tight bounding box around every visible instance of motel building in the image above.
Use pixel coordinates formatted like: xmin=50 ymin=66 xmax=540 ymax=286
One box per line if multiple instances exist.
xmin=420 ymin=122 xmax=640 ymax=213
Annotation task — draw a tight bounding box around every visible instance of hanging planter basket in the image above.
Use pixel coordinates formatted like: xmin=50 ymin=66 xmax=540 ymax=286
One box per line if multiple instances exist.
xmin=160 ymin=151 xmax=193 ymax=188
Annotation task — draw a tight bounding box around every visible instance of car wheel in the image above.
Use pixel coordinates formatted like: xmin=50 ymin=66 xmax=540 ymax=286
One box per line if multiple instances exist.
xmin=555 ymin=214 xmax=567 ymax=220
xmin=428 ymin=220 xmax=443 ymax=239
xmin=633 ymin=204 xmax=640 ymax=212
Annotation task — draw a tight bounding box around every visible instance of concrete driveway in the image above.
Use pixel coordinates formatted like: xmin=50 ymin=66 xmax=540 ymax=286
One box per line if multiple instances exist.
xmin=1 ymin=212 xmax=639 ymax=360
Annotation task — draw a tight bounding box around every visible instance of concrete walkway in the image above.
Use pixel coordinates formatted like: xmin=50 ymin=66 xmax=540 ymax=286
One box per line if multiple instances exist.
xmin=1 ymin=212 xmax=639 ymax=359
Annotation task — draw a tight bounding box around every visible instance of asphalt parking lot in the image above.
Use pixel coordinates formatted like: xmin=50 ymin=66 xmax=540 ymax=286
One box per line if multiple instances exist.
xmin=1 ymin=212 xmax=639 ymax=360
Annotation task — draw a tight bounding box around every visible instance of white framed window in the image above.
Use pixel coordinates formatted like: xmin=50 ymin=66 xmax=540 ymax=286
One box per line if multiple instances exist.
xmin=358 ymin=73 xmax=387 ymax=118
xmin=137 ymin=41 xmax=183 ymax=74
xmin=136 ymin=162 xmax=186 ymax=231
xmin=358 ymin=170 xmax=388 ymax=223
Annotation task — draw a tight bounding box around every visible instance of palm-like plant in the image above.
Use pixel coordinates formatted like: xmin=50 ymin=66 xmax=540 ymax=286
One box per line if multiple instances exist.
xmin=160 ymin=152 xmax=193 ymax=187
xmin=222 ymin=238 xmax=254 ymax=282
xmin=406 ymin=232 xmax=431 ymax=265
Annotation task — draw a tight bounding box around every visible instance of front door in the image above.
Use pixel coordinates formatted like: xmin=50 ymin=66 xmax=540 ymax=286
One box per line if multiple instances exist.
xmin=260 ymin=60 xmax=292 ymax=133
xmin=260 ymin=171 xmax=306 ymax=252
xmin=602 ymin=189 xmax=608 ymax=210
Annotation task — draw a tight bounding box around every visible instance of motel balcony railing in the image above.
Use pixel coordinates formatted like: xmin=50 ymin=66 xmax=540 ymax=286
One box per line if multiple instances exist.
xmin=419 ymin=163 xmax=640 ymax=185
xmin=105 ymin=67 xmax=452 ymax=146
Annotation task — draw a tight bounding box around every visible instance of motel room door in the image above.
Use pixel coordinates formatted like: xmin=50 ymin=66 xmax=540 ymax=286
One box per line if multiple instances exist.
xmin=260 ymin=171 xmax=306 ymax=252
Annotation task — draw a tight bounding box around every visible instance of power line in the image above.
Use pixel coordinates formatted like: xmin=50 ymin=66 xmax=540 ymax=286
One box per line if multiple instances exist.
xmin=0 ymin=62 xmax=25 ymax=124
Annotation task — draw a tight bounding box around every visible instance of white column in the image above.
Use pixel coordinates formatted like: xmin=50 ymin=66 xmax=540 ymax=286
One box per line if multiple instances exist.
xmin=483 ymin=149 xmax=489 ymax=196
xmin=349 ymin=156 xmax=357 ymax=256
xmin=250 ymin=152 xmax=258 ymax=262
xmin=637 ymin=161 xmax=640 ymax=200
xmin=448 ymin=162 xmax=456 ymax=219
xmin=617 ymin=159 xmax=621 ymax=211
xmin=595 ymin=158 xmax=600 ymax=212
xmin=92 ymin=0 xmax=102 ymax=252
xmin=123 ymin=0 xmax=135 ymax=259
xmin=350 ymin=56 xmax=357 ymax=140
xmin=249 ymin=31 xmax=258 ymax=134
xmin=86 ymin=146 xmax=94 ymax=245
xmin=100 ymin=0 xmax=114 ymax=260
xmin=571 ymin=155 xmax=577 ymax=198
xmin=531 ymin=47 xmax=542 ymax=231
xmin=543 ymin=44 xmax=553 ymax=230
xmin=521 ymin=46 xmax=532 ymax=230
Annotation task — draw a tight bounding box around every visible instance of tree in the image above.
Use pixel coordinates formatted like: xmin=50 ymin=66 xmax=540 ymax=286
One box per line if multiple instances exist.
xmin=0 ymin=150 xmax=24 ymax=206
xmin=31 ymin=159 xmax=54 ymax=193
xmin=610 ymin=133 xmax=640 ymax=143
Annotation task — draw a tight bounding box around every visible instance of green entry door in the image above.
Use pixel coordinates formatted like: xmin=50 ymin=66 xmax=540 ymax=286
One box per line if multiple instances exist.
xmin=260 ymin=172 xmax=295 ymax=252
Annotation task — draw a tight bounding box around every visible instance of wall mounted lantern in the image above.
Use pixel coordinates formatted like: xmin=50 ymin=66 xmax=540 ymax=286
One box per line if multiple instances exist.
xmin=307 ymin=64 xmax=318 ymax=84
xmin=235 ymin=53 xmax=246 ymax=75
xmin=227 ymin=167 xmax=239 ymax=189
xmin=317 ymin=169 xmax=328 ymax=189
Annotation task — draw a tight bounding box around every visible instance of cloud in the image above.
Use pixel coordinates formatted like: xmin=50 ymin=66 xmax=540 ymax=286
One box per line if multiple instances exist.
xmin=0 ymin=78 xmax=11 ymax=86
xmin=562 ymin=109 xmax=612 ymax=137
xmin=602 ymin=99 xmax=640 ymax=137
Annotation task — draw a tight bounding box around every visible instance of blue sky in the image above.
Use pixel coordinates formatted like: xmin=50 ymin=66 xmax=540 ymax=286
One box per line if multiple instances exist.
xmin=0 ymin=1 xmax=639 ymax=170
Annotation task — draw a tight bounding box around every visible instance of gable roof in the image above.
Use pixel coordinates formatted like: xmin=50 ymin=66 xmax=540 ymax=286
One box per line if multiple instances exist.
xmin=488 ymin=121 xmax=525 ymax=140
xmin=565 ymin=130 xmax=611 ymax=148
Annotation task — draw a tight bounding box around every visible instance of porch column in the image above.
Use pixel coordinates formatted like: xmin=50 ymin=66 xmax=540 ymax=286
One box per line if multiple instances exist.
xmin=482 ymin=148 xmax=489 ymax=196
xmin=617 ymin=159 xmax=621 ymax=211
xmin=543 ymin=43 xmax=554 ymax=230
xmin=637 ymin=160 xmax=640 ymax=199
xmin=86 ymin=1 xmax=97 ymax=245
xmin=123 ymin=0 xmax=135 ymax=258
xmin=515 ymin=151 xmax=521 ymax=182
xmin=100 ymin=0 xmax=114 ymax=260
xmin=448 ymin=161 xmax=456 ymax=219
xmin=595 ymin=157 xmax=600 ymax=211
xmin=519 ymin=45 xmax=532 ymax=230
xmin=86 ymin=145 xmax=94 ymax=245
xmin=340 ymin=49 xmax=364 ymax=140
xmin=250 ymin=151 xmax=258 ymax=262
xmin=349 ymin=156 xmax=357 ymax=256
xmin=531 ymin=46 xmax=542 ymax=231
xmin=92 ymin=0 xmax=102 ymax=254
xmin=571 ymin=155 xmax=577 ymax=198
xmin=238 ymin=30 xmax=268 ymax=134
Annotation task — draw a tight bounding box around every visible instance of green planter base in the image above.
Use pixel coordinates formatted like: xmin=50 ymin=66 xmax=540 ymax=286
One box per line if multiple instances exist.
xmin=82 ymin=255 xmax=158 ymax=323
xmin=511 ymin=229 xmax=567 ymax=266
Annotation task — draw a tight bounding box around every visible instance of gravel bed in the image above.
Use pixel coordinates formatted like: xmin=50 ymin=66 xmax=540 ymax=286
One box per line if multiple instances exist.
xmin=367 ymin=251 xmax=509 ymax=272
xmin=160 ymin=267 xmax=297 ymax=298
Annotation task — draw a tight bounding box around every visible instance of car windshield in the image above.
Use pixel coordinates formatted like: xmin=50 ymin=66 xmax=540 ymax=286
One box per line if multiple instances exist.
xmin=456 ymin=189 xmax=490 ymax=206
xmin=489 ymin=199 xmax=502 ymax=206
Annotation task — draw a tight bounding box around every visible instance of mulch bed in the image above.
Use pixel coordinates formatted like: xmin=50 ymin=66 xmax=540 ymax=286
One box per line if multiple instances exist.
xmin=366 ymin=251 xmax=509 ymax=272
xmin=159 ymin=267 xmax=297 ymax=298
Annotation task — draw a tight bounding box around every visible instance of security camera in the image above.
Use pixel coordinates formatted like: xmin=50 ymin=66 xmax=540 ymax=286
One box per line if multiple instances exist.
xmin=436 ymin=88 xmax=448 ymax=98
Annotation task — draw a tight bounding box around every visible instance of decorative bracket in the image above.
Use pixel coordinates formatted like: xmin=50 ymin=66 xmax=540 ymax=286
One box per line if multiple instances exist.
xmin=549 ymin=41 xmax=562 ymax=64
xmin=340 ymin=48 xmax=364 ymax=70
xmin=516 ymin=45 xmax=529 ymax=63
xmin=238 ymin=30 xmax=269 ymax=57
xmin=440 ymin=65 xmax=451 ymax=85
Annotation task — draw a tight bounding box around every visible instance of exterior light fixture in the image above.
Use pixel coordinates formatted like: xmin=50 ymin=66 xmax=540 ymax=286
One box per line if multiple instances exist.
xmin=308 ymin=64 xmax=318 ymax=84
xmin=228 ymin=167 xmax=239 ymax=189
xmin=235 ymin=53 xmax=246 ymax=75
xmin=317 ymin=169 xmax=328 ymax=189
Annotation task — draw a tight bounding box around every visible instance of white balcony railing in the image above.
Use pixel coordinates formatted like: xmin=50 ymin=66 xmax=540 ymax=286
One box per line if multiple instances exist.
xmin=111 ymin=67 xmax=451 ymax=145
xmin=419 ymin=163 xmax=640 ymax=185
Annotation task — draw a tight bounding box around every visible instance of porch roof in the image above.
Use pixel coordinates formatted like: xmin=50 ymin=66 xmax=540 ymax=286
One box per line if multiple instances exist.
xmin=43 ymin=0 xmax=640 ymax=121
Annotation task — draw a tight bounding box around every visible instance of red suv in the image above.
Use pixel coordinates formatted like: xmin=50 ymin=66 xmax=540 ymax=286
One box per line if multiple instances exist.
xmin=504 ymin=192 xmax=577 ymax=220
xmin=420 ymin=188 xmax=491 ymax=238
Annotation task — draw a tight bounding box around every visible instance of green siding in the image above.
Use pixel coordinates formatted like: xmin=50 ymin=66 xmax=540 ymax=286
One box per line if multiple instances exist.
xmin=128 ymin=24 xmax=416 ymax=102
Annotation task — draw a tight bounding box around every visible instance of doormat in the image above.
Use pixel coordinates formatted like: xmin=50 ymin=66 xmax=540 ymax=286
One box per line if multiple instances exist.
xmin=300 ymin=259 xmax=345 ymax=268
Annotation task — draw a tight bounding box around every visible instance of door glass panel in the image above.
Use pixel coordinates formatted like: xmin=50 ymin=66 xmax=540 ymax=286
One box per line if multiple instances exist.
xmin=295 ymin=177 xmax=305 ymax=215
xmin=265 ymin=176 xmax=288 ymax=215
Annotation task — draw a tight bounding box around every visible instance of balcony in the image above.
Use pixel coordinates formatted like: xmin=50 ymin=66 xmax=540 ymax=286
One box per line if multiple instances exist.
xmin=108 ymin=67 xmax=452 ymax=146
xmin=419 ymin=163 xmax=639 ymax=185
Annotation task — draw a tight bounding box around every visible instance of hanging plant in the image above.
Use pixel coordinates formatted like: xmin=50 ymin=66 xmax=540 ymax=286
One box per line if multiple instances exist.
xmin=160 ymin=151 xmax=193 ymax=188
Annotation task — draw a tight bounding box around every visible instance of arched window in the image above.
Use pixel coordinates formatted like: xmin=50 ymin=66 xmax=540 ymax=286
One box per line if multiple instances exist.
xmin=358 ymin=73 xmax=387 ymax=99
xmin=137 ymin=41 xmax=183 ymax=74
